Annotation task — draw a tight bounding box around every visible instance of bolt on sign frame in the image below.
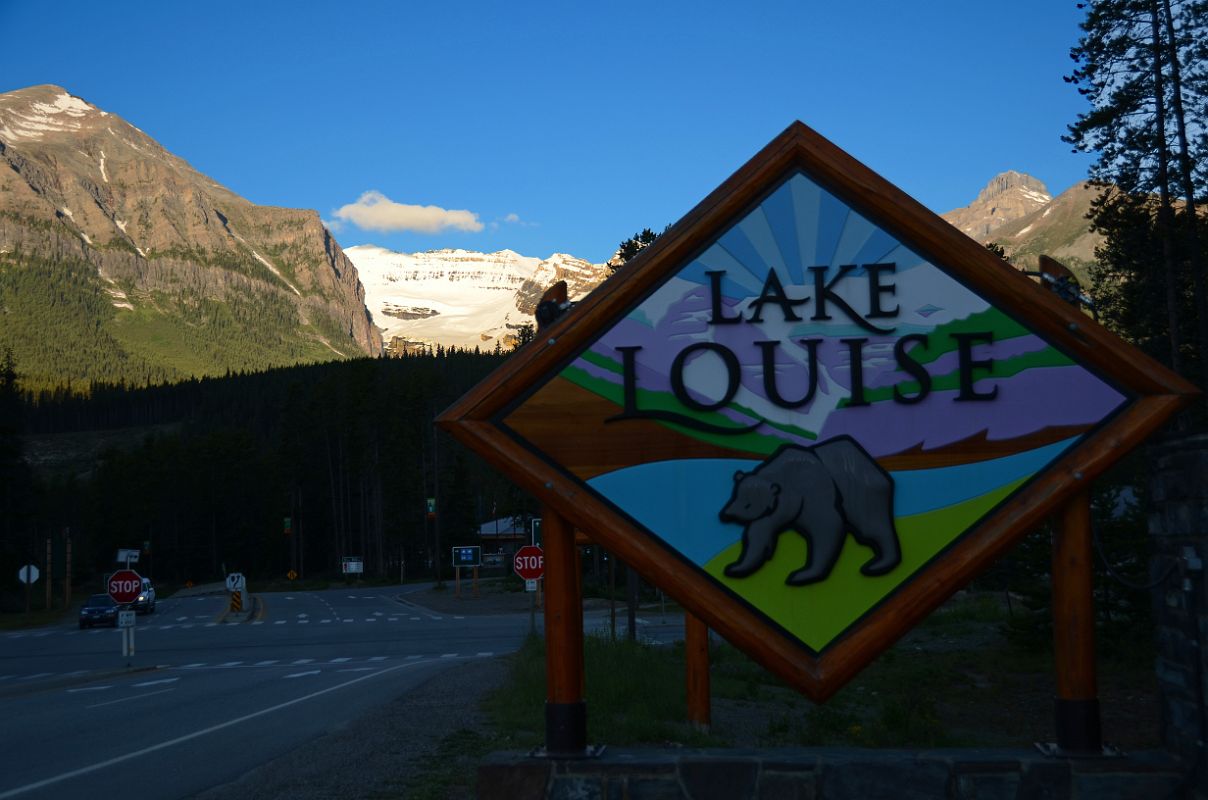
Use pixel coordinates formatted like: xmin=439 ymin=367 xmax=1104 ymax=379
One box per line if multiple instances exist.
xmin=437 ymin=121 xmax=1198 ymax=702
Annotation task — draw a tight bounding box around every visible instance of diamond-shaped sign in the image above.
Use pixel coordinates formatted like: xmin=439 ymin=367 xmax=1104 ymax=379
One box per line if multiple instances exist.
xmin=438 ymin=122 xmax=1197 ymax=700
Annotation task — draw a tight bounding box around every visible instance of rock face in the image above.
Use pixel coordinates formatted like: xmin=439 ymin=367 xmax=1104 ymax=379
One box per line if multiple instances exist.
xmin=346 ymin=245 xmax=609 ymax=351
xmin=940 ymin=170 xmax=1101 ymax=282
xmin=941 ymin=171 xmax=1053 ymax=240
xmin=0 ymin=84 xmax=381 ymax=385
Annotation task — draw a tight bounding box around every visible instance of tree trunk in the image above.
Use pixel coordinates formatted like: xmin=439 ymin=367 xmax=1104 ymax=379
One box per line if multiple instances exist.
xmin=1150 ymin=0 xmax=1184 ymax=375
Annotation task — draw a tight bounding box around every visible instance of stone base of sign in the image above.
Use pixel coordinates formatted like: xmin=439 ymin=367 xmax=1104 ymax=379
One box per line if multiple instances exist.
xmin=1150 ymin=433 xmax=1208 ymax=796
xmin=477 ymin=748 xmax=1186 ymax=799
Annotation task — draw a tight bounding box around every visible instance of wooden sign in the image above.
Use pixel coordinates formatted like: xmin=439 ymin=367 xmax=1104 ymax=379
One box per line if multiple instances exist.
xmin=437 ymin=122 xmax=1197 ymax=700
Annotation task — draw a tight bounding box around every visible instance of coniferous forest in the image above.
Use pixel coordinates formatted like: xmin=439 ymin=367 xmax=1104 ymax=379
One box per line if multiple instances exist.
xmin=0 ymin=349 xmax=535 ymax=607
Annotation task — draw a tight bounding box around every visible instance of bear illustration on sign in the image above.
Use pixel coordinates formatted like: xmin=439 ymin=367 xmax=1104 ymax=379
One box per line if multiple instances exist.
xmin=719 ymin=437 xmax=901 ymax=586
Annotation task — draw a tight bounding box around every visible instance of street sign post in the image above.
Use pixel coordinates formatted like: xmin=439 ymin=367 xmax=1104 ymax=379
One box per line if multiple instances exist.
xmin=16 ymin=565 xmax=38 ymax=584
xmin=439 ymin=122 xmax=1198 ymax=754
xmin=117 ymin=610 xmax=135 ymax=628
xmin=514 ymin=546 xmax=545 ymax=580
xmin=225 ymin=572 xmax=246 ymax=592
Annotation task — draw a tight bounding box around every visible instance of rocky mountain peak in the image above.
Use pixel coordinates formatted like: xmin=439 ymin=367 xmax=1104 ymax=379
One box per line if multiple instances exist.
xmin=942 ymin=171 xmax=1052 ymax=240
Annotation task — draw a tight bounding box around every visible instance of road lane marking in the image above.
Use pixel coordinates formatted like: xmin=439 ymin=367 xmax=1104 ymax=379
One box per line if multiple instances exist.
xmin=388 ymin=617 xmax=398 ymax=622
xmin=176 ymin=616 xmax=188 ymax=621
xmin=476 ymin=652 xmax=493 ymax=657
xmin=365 ymin=619 xmax=377 ymax=623
xmin=284 ymin=670 xmax=320 ymax=679
xmin=0 ymin=660 xmax=437 ymax=799
xmin=329 ymin=658 xmax=351 ymax=663
xmin=86 ymin=688 xmax=176 ymax=709
xmin=368 ymin=656 xmax=387 ymax=661
xmin=66 ymin=686 xmax=111 ymax=693
xmin=298 ymin=619 xmax=310 ymax=624
xmin=373 ymin=612 xmax=383 ymax=616
xmin=218 ymin=662 xmax=242 ymax=668
xmin=274 ymin=621 xmax=287 ymax=625
xmin=291 ymin=659 xmax=314 ymax=665
xmin=320 ymin=619 xmax=332 ymax=624
xmin=337 ymin=668 xmax=373 ymax=673
xmin=343 ymin=619 xmax=353 ymax=623
xmin=251 ymin=621 xmax=264 ymax=625
xmin=440 ymin=654 xmax=457 ymax=659
xmin=21 ymin=673 xmax=53 ymax=680
xmin=405 ymin=655 xmax=422 ymax=660
xmin=410 ymin=617 xmax=420 ymax=621
xmin=133 ymin=678 xmax=179 ymax=688
xmin=254 ymin=660 xmax=278 ymax=666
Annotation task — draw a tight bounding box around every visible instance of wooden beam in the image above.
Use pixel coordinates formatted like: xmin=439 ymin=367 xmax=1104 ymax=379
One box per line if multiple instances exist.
xmin=543 ymin=507 xmax=586 ymax=753
xmin=1051 ymin=490 xmax=1101 ymax=753
xmin=685 ymin=612 xmax=711 ymax=732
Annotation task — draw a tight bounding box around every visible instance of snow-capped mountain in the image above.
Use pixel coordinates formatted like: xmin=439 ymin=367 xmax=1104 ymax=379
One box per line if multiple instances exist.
xmin=345 ymin=245 xmax=609 ymax=351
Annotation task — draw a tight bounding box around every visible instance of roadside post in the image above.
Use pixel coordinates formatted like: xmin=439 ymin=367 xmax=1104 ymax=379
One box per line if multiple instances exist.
xmin=226 ymin=572 xmax=247 ymax=614
xmin=108 ymin=568 xmax=142 ymax=662
xmin=437 ymin=122 xmax=1198 ymax=763
xmin=685 ymin=612 xmax=710 ymax=732
xmin=452 ymin=546 xmax=481 ymax=599
xmin=514 ymin=544 xmax=545 ymax=636
xmin=17 ymin=564 xmax=38 ymax=615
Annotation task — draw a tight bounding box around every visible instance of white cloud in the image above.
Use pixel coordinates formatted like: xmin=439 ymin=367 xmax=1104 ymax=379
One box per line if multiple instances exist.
xmin=332 ymin=191 xmax=484 ymax=234
xmin=504 ymin=212 xmax=521 ymax=224
xmin=500 ymin=212 xmax=537 ymax=228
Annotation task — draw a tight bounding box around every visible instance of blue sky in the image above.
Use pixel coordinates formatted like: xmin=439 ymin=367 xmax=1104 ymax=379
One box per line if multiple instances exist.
xmin=1 ymin=1 xmax=1093 ymax=263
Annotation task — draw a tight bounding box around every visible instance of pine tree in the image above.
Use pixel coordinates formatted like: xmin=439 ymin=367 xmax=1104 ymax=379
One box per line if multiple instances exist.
xmin=1065 ymin=0 xmax=1208 ymax=384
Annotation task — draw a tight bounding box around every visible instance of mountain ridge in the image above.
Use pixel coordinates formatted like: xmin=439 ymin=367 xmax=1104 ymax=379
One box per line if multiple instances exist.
xmin=0 ymin=84 xmax=381 ymax=389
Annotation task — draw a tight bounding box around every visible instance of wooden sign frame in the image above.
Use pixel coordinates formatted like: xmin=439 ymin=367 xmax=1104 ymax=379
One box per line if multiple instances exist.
xmin=437 ymin=121 xmax=1198 ymax=700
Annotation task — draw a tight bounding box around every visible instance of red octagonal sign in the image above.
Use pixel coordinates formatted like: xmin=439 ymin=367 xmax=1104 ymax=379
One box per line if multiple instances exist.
xmin=514 ymin=545 xmax=545 ymax=581
xmin=439 ymin=122 xmax=1198 ymax=700
xmin=108 ymin=569 xmax=142 ymax=605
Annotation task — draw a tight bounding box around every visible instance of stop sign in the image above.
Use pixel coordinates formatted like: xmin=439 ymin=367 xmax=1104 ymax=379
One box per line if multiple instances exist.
xmin=513 ymin=545 xmax=544 ymax=580
xmin=108 ymin=569 xmax=143 ymax=604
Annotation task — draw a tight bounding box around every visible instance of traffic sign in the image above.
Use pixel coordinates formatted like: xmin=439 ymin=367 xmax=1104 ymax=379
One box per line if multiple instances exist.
xmin=225 ymin=572 xmax=246 ymax=592
xmin=513 ymin=545 xmax=545 ymax=580
xmin=531 ymin=518 xmax=543 ymax=547
xmin=287 ymin=569 xmax=298 ymax=580
xmin=117 ymin=610 xmax=135 ymax=628
xmin=439 ymin=122 xmax=1198 ymax=700
xmin=452 ymin=546 xmax=481 ymax=568
xmin=107 ymin=569 xmax=143 ymax=604
xmin=16 ymin=564 xmax=38 ymax=584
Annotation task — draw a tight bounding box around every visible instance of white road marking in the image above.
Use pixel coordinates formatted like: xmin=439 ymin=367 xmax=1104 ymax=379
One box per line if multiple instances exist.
xmin=180 ymin=663 xmax=205 ymax=669
xmin=329 ymin=657 xmax=351 ymax=663
xmin=254 ymin=660 xmax=278 ymax=666
xmin=297 ymin=613 xmax=308 ymax=618
xmin=365 ymin=618 xmax=377 ymax=623
xmin=284 ymin=670 xmax=320 ymax=679
xmin=251 ymin=621 xmax=264 ymax=626
xmin=204 ymin=623 xmax=217 ymax=628
xmin=368 ymin=656 xmax=387 ymax=661
xmin=218 ymin=662 xmax=242 ymax=668
xmin=176 ymin=616 xmax=188 ymax=622
xmin=373 ymin=611 xmax=383 ymax=616
xmin=160 ymin=624 xmax=176 ymax=630
xmin=476 ymin=652 xmax=494 ymax=657
xmin=274 ymin=621 xmax=287 ymax=625
xmin=410 ymin=617 xmax=420 ymax=621
xmin=405 ymin=655 xmax=422 ymax=660
xmin=343 ymin=619 xmax=353 ymax=623
xmin=440 ymin=653 xmax=457 ymax=659
xmin=337 ymin=668 xmax=373 ymax=673
xmin=291 ymin=659 xmax=314 ymax=665
xmin=320 ymin=619 xmax=332 ymax=624
xmin=87 ymin=688 xmax=174 ymax=709
xmin=431 ymin=616 xmax=443 ymax=621
xmin=22 ymin=673 xmax=53 ymax=680
xmin=66 ymin=685 xmax=112 ymax=693
xmin=388 ymin=617 xmax=399 ymax=622
xmin=298 ymin=619 xmax=310 ymax=624
xmin=132 ymin=678 xmax=178 ymax=688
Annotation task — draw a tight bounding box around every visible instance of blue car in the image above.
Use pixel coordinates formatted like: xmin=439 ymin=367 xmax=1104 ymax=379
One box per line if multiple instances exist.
xmin=78 ymin=594 xmax=118 ymax=628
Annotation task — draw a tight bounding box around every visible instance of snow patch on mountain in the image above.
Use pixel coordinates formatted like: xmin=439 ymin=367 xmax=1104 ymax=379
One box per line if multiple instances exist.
xmin=346 ymin=244 xmax=609 ymax=350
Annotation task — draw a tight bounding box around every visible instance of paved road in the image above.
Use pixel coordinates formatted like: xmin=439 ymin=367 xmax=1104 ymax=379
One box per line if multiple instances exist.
xmin=0 ymin=586 xmax=530 ymax=800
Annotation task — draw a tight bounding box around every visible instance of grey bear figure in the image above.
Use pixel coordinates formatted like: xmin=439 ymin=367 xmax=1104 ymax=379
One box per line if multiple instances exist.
xmin=719 ymin=437 xmax=901 ymax=586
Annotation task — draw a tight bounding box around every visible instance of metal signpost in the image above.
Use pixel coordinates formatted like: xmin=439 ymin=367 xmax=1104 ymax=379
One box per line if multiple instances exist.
xmin=108 ymin=568 xmax=142 ymax=661
xmin=17 ymin=564 xmax=38 ymax=615
xmin=438 ymin=122 xmax=1198 ymax=756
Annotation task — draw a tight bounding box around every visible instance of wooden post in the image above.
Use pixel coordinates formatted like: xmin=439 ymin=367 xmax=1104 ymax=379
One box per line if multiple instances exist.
xmin=685 ymin=612 xmax=711 ymax=732
xmin=543 ymin=507 xmax=586 ymax=754
xmin=64 ymin=535 xmax=72 ymax=608
xmin=1051 ymin=489 xmax=1102 ymax=753
xmin=455 ymin=566 xmax=461 ymax=598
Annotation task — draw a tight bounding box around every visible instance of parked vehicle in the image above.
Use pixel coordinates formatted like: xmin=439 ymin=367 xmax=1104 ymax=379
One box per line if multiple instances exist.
xmin=78 ymin=594 xmax=118 ymax=628
xmin=132 ymin=578 xmax=156 ymax=614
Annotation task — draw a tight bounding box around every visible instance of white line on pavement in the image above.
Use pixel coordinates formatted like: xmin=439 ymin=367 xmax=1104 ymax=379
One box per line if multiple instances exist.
xmin=133 ymin=678 xmax=178 ymax=688
xmin=254 ymin=660 xmax=278 ymax=666
xmin=86 ymin=688 xmax=175 ymax=709
xmin=284 ymin=670 xmax=320 ymax=679
xmin=0 ymin=661 xmax=433 ymax=800
xmin=66 ymin=686 xmax=111 ymax=693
